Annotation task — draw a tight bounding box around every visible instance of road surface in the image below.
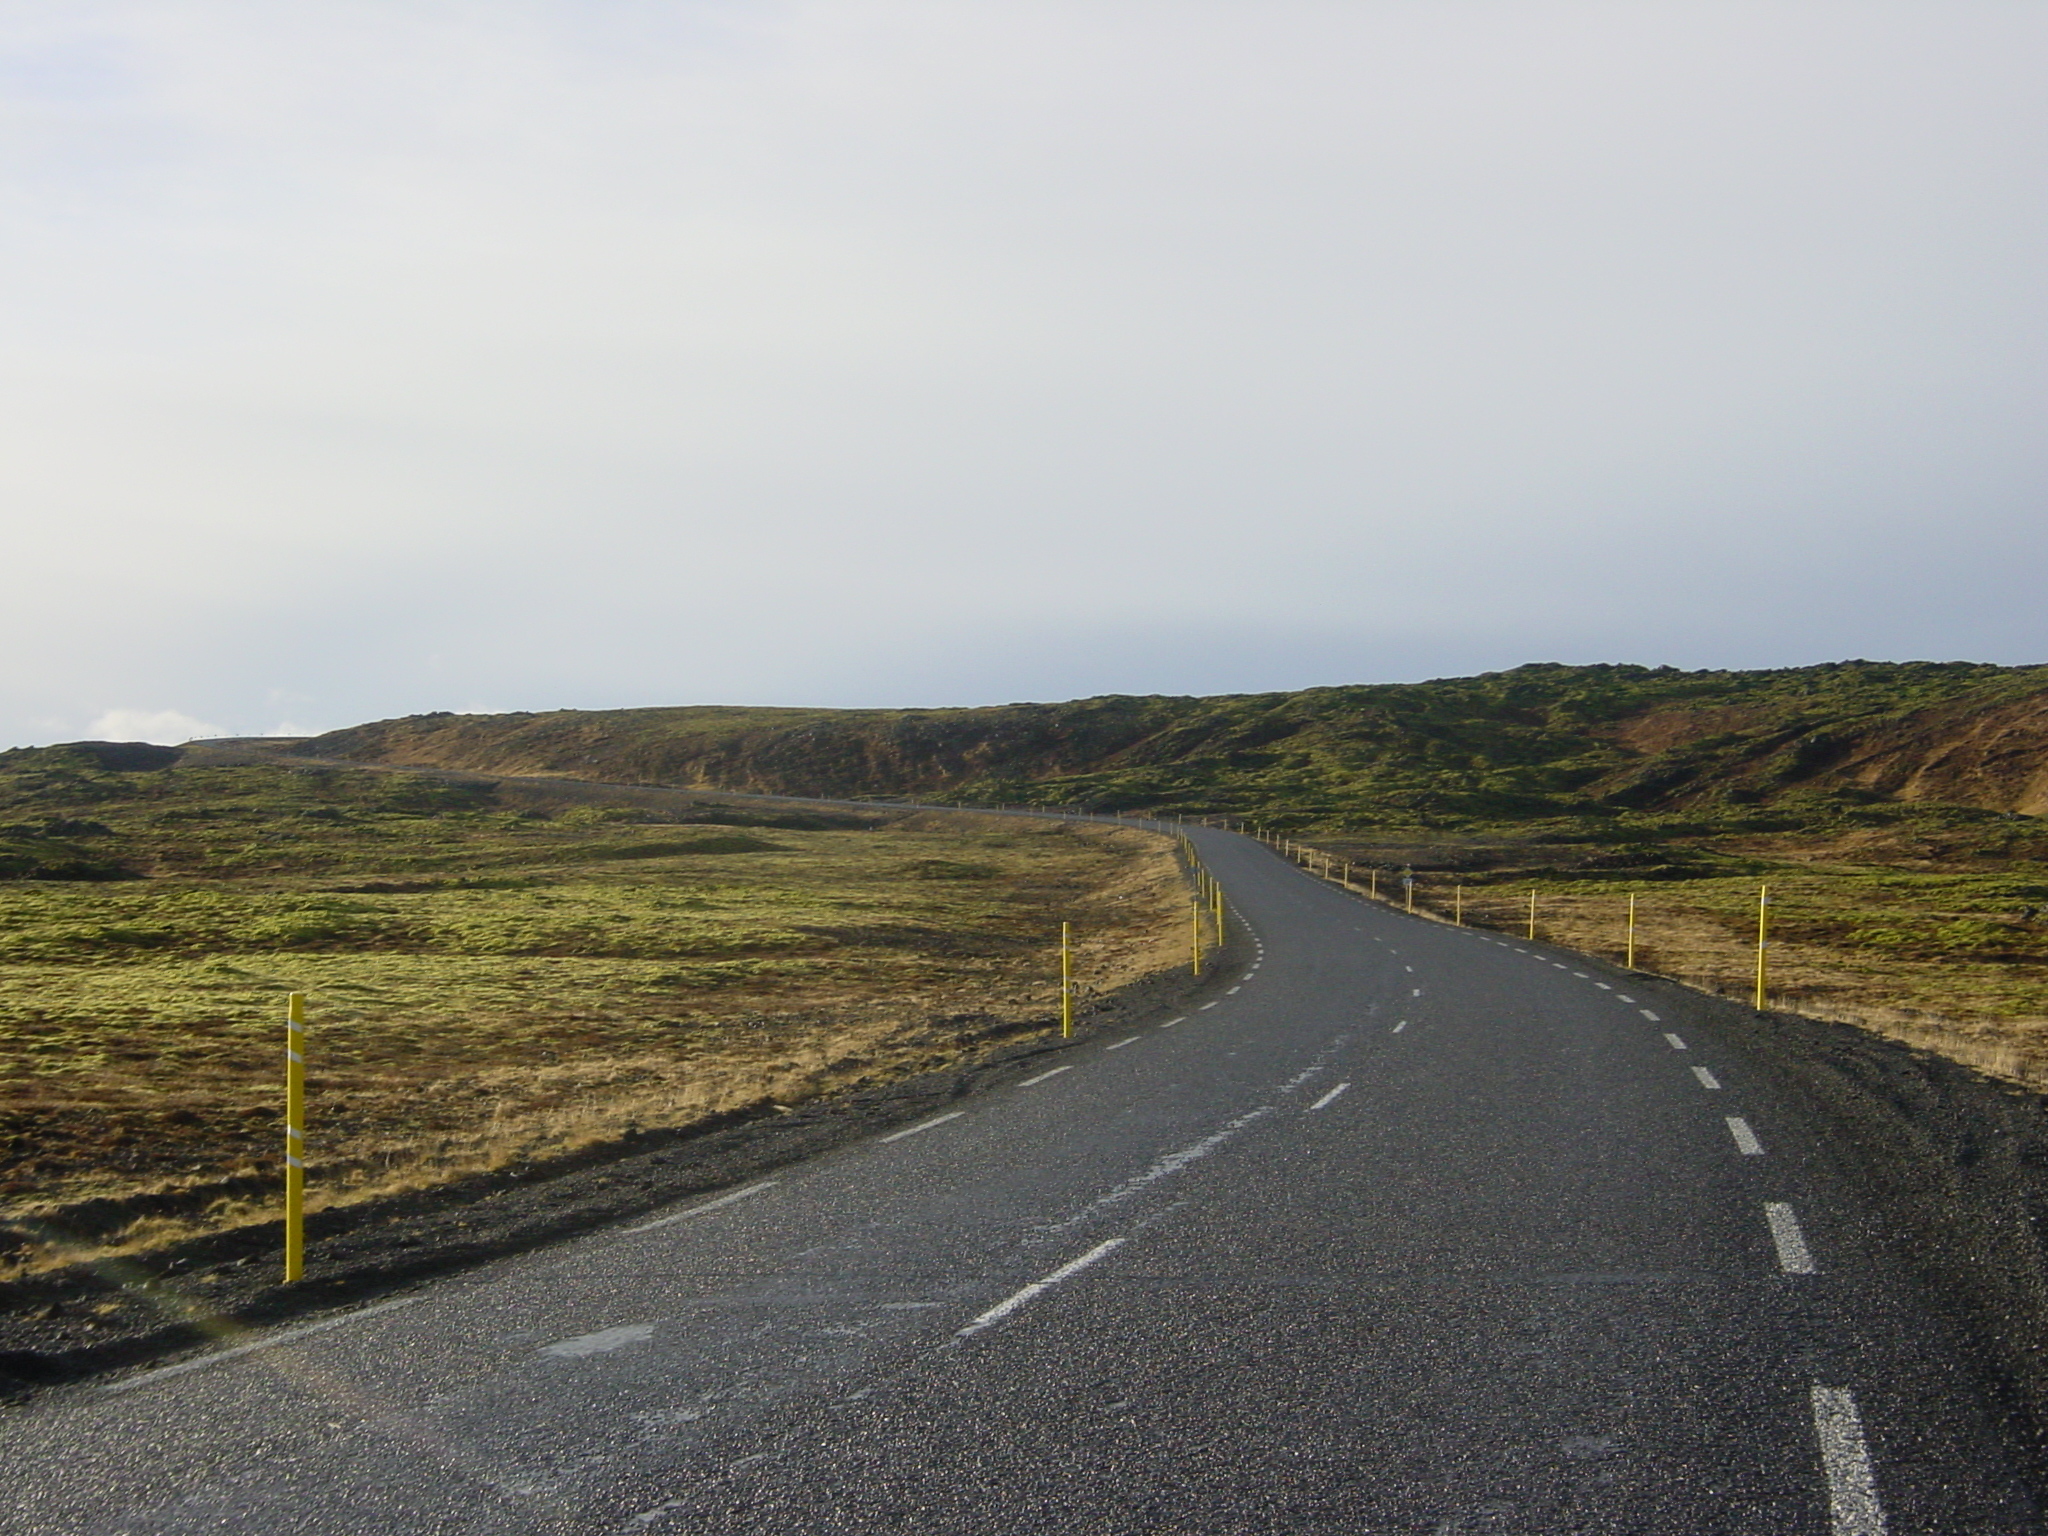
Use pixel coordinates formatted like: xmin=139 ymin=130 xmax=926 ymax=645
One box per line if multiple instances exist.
xmin=3 ymin=824 xmax=2038 ymax=1532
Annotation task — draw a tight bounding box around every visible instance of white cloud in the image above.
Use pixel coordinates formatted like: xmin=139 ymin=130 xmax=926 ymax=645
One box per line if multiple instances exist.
xmin=86 ymin=709 xmax=229 ymax=745
xmin=0 ymin=1 xmax=2043 ymax=746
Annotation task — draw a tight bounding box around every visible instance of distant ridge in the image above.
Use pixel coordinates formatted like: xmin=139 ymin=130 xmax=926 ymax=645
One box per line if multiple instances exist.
xmin=300 ymin=661 xmax=2048 ymax=831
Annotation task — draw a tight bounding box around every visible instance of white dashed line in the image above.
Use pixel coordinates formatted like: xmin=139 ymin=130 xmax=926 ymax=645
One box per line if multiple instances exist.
xmin=1106 ymin=1036 xmax=1140 ymax=1051
xmin=1766 ymin=1202 xmax=1816 ymax=1274
xmin=1572 ymin=972 xmax=1588 ymax=978
xmin=1393 ymin=1020 xmax=1408 ymax=1033
xmin=1640 ymin=1009 xmax=1661 ymax=1022
xmin=1691 ymin=1066 xmax=1722 ymax=1089
xmin=1226 ymin=985 xmax=1242 ymax=995
xmin=1199 ymin=1001 xmax=1220 ymax=1011
xmin=1664 ymin=1033 xmax=1688 ymax=1051
xmin=1812 ymin=1386 xmax=1887 ymax=1534
xmin=1020 ymin=1065 xmax=1074 ymax=1087
xmin=1161 ymin=1016 xmax=1186 ymax=1028
xmin=957 ymin=1239 xmax=1128 ymax=1338
xmin=622 ymin=1179 xmax=781 ymax=1234
xmin=881 ymin=1111 xmax=965 ymax=1143
xmin=102 ymin=1296 xmax=425 ymax=1393
xmin=1403 ymin=965 xmax=1414 ymax=973
xmin=1242 ymin=972 xmax=1256 ymax=980
xmin=1594 ymin=982 xmax=1612 ymax=990
xmin=1726 ymin=1117 xmax=1765 ymax=1156
xmin=1411 ymin=988 xmax=1422 ymax=997
xmin=1618 ymin=994 xmax=1636 ymax=1003
xmin=1551 ymin=962 xmax=1567 ymax=970
xmin=1308 ymin=1083 xmax=1351 ymax=1110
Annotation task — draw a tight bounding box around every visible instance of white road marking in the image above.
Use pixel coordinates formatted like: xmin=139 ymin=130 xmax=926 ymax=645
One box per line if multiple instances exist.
xmin=1811 ymin=1386 xmax=1887 ymax=1534
xmin=1242 ymin=972 xmax=1256 ymax=980
xmin=1640 ymin=1009 xmax=1661 ymax=1021
xmin=1551 ymin=962 xmax=1567 ymax=970
xmin=1691 ymin=1066 xmax=1722 ymax=1090
xmin=1618 ymin=994 xmax=1636 ymax=1003
xmin=101 ymin=1295 xmax=427 ymax=1393
xmin=1403 ymin=965 xmax=1414 ymax=973
xmin=1051 ymin=1105 xmax=1274 ymax=1229
xmin=1020 ymin=1065 xmax=1074 ymax=1087
xmin=545 ymin=1323 xmax=654 ymax=1358
xmin=1393 ymin=1020 xmax=1408 ymax=1033
xmin=1106 ymin=1035 xmax=1140 ymax=1051
xmin=1595 ymin=982 xmax=1612 ymax=990
xmin=1226 ymin=985 xmax=1242 ymax=994
xmin=1664 ymin=1033 xmax=1688 ymax=1050
xmin=1160 ymin=1016 xmax=1185 ymax=1028
xmin=957 ymin=1238 xmax=1127 ymax=1337
xmin=1199 ymin=1001 xmax=1221 ymax=1010
xmin=1727 ymin=1117 xmax=1765 ymax=1156
xmin=1766 ymin=1202 xmax=1816 ymax=1274
xmin=1572 ymin=972 xmax=1588 ymax=978
xmin=880 ymin=1111 xmax=965 ymax=1143
xmin=1308 ymin=1083 xmax=1351 ymax=1110
xmin=1411 ymin=988 xmax=1422 ymax=997
xmin=622 ymin=1179 xmax=781 ymax=1234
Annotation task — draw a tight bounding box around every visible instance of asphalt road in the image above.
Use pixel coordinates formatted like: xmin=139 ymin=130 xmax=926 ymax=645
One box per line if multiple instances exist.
xmin=4 ymin=824 xmax=2041 ymax=1533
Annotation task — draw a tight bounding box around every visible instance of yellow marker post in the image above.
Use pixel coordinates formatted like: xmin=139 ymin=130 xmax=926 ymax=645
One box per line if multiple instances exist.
xmin=1454 ymin=885 xmax=1464 ymax=926
xmin=1754 ymin=885 xmax=1770 ymax=1011
xmin=1626 ymin=893 xmax=1637 ymax=970
xmin=1369 ymin=868 xmax=1379 ymax=901
xmin=1213 ymin=882 xmax=1226 ymax=944
xmin=1527 ymin=890 xmax=1537 ymax=941
xmin=1190 ymin=900 xmax=1203 ymax=977
xmin=1062 ymin=923 xmax=1075 ymax=1037
xmin=1405 ymin=874 xmax=1415 ymax=915
xmin=284 ymin=992 xmax=306 ymax=1283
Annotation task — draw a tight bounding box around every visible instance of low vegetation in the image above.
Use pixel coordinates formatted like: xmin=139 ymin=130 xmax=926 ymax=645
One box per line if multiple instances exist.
xmin=0 ymin=745 xmax=1185 ymax=1272
xmin=301 ymin=660 xmax=2048 ymax=1089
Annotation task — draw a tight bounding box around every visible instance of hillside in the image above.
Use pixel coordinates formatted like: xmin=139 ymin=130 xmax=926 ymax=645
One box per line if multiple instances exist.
xmin=301 ymin=661 xmax=2048 ymax=833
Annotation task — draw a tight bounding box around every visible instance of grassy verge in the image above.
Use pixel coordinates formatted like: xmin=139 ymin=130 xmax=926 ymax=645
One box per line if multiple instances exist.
xmin=1293 ymin=828 xmax=2048 ymax=1086
xmin=0 ymin=748 xmax=1185 ymax=1273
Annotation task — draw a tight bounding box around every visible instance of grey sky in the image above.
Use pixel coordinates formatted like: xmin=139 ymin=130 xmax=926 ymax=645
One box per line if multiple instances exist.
xmin=3 ymin=1 xmax=2042 ymax=746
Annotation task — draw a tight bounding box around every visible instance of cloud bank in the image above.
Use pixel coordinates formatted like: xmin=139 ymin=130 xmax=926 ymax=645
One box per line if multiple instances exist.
xmin=2 ymin=1 xmax=2042 ymax=745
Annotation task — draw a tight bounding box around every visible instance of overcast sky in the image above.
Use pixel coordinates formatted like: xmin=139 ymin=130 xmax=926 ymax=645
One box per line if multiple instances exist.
xmin=2 ymin=1 xmax=2043 ymax=746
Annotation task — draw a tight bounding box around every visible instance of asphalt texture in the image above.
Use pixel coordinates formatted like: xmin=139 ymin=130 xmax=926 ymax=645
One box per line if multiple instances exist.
xmin=4 ymin=824 xmax=2043 ymax=1533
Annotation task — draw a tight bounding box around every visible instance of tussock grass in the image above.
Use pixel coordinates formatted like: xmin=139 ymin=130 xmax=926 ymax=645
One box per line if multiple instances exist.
xmin=0 ymin=751 xmax=1185 ymax=1272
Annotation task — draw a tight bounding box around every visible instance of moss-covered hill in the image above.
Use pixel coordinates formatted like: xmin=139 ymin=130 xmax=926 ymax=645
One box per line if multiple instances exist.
xmin=301 ymin=660 xmax=2048 ymax=837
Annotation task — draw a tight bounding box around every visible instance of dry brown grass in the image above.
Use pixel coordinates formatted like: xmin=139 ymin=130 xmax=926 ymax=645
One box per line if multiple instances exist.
xmin=1 ymin=808 xmax=1188 ymax=1275
xmin=1393 ymin=871 xmax=2048 ymax=1092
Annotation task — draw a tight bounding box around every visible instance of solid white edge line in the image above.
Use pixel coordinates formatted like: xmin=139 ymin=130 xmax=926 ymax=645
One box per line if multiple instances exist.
xmin=621 ymin=1179 xmax=781 ymax=1234
xmin=102 ymin=1296 xmax=425 ymax=1393
xmin=880 ymin=1110 xmax=965 ymax=1143
xmin=1812 ymin=1385 xmax=1888 ymax=1534
xmin=1727 ymin=1116 xmax=1765 ymax=1155
xmin=1308 ymin=1082 xmax=1351 ymax=1110
xmin=1691 ymin=1066 xmax=1722 ymax=1090
xmin=1766 ymin=1202 xmax=1817 ymax=1274
xmin=957 ymin=1238 xmax=1127 ymax=1337
xmin=1020 ymin=1065 xmax=1074 ymax=1087
xmin=1105 ymin=1036 xmax=1140 ymax=1051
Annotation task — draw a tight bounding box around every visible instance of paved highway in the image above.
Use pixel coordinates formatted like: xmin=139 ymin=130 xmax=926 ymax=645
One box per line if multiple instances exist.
xmin=4 ymin=824 xmax=2040 ymax=1532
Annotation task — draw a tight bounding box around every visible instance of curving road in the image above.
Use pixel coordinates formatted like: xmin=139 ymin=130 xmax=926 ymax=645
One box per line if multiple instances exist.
xmin=4 ymin=824 xmax=2040 ymax=1532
